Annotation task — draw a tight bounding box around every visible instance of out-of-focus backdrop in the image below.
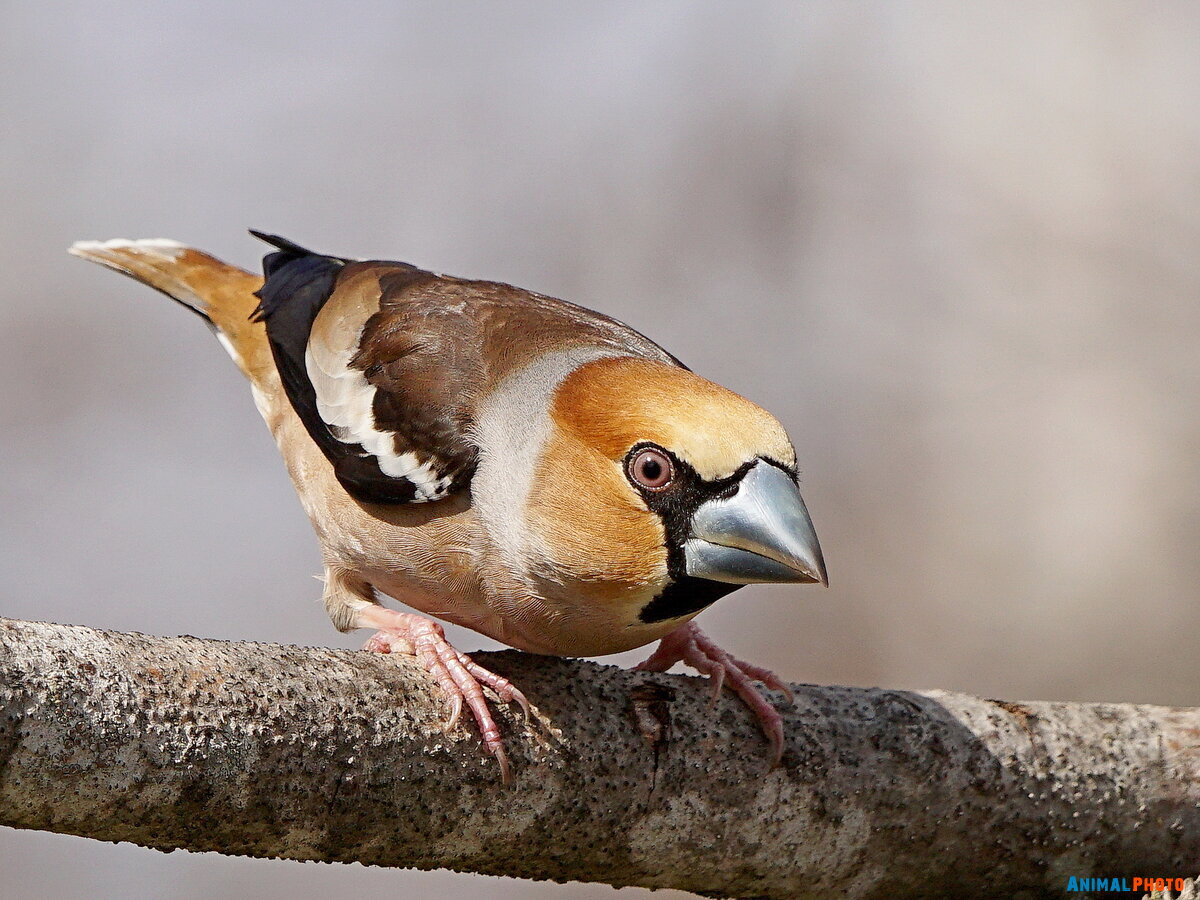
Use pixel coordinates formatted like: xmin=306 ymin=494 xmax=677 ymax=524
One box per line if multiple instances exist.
xmin=2 ymin=3 xmax=1198 ymax=897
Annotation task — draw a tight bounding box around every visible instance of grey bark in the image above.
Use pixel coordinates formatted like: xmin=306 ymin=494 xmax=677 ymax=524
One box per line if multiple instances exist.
xmin=0 ymin=617 xmax=1196 ymax=899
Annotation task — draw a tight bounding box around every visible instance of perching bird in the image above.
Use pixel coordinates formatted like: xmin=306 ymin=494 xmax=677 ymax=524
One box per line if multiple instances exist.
xmin=69 ymin=233 xmax=827 ymax=781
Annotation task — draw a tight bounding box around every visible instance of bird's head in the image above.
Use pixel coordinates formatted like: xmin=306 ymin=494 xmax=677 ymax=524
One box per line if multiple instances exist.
xmin=525 ymin=355 xmax=826 ymax=646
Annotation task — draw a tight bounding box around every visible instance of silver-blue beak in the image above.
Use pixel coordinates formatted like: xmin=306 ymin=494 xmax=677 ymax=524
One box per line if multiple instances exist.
xmin=683 ymin=461 xmax=827 ymax=586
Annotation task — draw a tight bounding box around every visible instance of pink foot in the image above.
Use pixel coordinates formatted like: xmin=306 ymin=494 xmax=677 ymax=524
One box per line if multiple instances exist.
xmin=356 ymin=607 xmax=529 ymax=784
xmin=636 ymin=621 xmax=793 ymax=766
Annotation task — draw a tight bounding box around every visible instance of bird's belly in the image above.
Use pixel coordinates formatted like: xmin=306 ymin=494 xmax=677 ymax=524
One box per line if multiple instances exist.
xmin=466 ymin=596 xmax=696 ymax=658
xmin=367 ymin=562 xmax=686 ymax=658
xmin=366 ymin=564 xmax=497 ymax=633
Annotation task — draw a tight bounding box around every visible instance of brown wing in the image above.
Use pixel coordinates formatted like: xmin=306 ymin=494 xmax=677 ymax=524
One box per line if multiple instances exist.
xmin=304 ymin=264 xmax=484 ymax=503
xmin=253 ymin=232 xmax=680 ymax=505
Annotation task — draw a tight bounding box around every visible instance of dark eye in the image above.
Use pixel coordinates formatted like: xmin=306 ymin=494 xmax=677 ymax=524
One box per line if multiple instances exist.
xmin=627 ymin=447 xmax=674 ymax=491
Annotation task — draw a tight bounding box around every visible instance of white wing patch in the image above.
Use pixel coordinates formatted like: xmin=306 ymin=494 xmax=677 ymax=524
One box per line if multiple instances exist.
xmin=305 ymin=327 xmax=453 ymax=502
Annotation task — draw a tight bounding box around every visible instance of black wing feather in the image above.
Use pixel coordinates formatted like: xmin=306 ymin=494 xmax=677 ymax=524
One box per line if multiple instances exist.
xmin=250 ymin=233 xmax=424 ymax=504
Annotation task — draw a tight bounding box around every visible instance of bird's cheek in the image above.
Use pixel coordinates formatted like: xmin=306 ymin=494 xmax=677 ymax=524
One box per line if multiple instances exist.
xmin=537 ymin=505 xmax=669 ymax=591
xmin=526 ymin=494 xmax=668 ymax=595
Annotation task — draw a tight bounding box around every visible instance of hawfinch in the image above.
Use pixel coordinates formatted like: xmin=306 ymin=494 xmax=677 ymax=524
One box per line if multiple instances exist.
xmin=70 ymin=233 xmax=827 ymax=781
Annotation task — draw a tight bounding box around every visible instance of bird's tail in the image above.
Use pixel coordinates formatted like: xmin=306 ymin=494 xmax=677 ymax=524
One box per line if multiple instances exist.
xmin=68 ymin=238 xmax=273 ymax=385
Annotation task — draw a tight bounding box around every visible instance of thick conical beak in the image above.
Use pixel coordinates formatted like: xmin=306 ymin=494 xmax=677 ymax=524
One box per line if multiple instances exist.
xmin=683 ymin=461 xmax=827 ymax=586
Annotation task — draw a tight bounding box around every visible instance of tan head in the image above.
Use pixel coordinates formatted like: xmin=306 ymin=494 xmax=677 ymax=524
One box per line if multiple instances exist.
xmin=526 ymin=356 xmax=826 ymax=642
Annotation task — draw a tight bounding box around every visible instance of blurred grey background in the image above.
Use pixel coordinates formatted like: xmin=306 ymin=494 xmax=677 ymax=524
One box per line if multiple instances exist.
xmin=2 ymin=2 xmax=1198 ymax=897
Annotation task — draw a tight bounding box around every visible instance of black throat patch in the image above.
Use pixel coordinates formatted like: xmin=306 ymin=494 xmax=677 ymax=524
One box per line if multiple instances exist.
xmin=630 ymin=449 xmax=752 ymax=624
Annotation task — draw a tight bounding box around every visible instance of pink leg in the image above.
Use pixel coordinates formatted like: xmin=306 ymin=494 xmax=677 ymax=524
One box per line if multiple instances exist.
xmin=636 ymin=621 xmax=793 ymax=766
xmin=356 ymin=605 xmax=528 ymax=784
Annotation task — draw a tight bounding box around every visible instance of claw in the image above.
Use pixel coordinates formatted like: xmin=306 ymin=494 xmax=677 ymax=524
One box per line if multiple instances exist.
xmin=511 ymin=690 xmax=532 ymax=721
xmin=637 ymin=621 xmax=791 ymax=766
xmin=728 ymin=656 xmax=794 ymax=704
xmin=356 ymin=606 xmax=526 ymax=783
xmin=492 ymin=744 xmax=512 ymax=786
xmin=446 ymin=693 xmax=464 ymax=732
xmin=457 ymin=651 xmax=531 ymax=719
xmin=707 ymin=663 xmax=726 ymax=707
xmin=763 ymin=673 xmax=795 ymax=706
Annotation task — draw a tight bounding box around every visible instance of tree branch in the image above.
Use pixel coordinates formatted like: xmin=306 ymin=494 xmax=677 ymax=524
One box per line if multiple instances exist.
xmin=0 ymin=617 xmax=1196 ymax=898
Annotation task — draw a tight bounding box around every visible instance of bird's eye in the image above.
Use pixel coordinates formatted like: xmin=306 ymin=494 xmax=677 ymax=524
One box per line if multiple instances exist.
xmin=627 ymin=447 xmax=674 ymax=491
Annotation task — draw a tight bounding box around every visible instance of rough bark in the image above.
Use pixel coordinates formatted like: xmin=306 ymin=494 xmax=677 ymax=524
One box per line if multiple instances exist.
xmin=0 ymin=617 xmax=1196 ymax=898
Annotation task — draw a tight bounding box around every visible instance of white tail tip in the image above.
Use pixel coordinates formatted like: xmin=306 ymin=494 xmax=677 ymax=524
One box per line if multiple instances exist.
xmin=69 ymin=237 xmax=188 ymax=258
